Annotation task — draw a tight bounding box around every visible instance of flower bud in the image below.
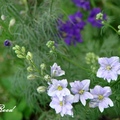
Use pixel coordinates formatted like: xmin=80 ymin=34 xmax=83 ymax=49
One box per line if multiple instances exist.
xmin=1 ymin=15 xmax=6 ymax=20
xmin=40 ymin=63 xmax=46 ymax=70
xmin=17 ymin=54 xmax=25 ymax=59
xmin=27 ymin=66 xmax=33 ymax=72
xmin=4 ymin=40 xmax=11 ymax=46
xmin=44 ymin=74 xmax=51 ymax=81
xmin=21 ymin=46 xmax=25 ymax=53
xmin=27 ymin=74 xmax=36 ymax=80
xmin=26 ymin=51 xmax=33 ymax=60
xmin=9 ymin=18 xmax=16 ymax=27
xmin=46 ymin=40 xmax=55 ymax=48
xmin=118 ymin=25 xmax=120 ymax=30
xmin=118 ymin=30 xmax=120 ymax=35
xmin=37 ymin=86 xmax=46 ymax=93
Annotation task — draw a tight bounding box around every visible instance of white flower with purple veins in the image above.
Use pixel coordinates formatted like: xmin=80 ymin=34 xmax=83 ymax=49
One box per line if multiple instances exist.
xmin=51 ymin=63 xmax=65 ymax=77
xmin=89 ymin=85 xmax=114 ymax=112
xmin=50 ymin=95 xmax=74 ymax=117
xmin=97 ymin=56 xmax=120 ymax=82
xmin=48 ymin=79 xmax=70 ymax=100
xmin=70 ymin=80 xmax=93 ymax=106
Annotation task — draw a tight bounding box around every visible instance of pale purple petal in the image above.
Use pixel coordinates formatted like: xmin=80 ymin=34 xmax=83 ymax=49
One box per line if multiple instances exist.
xmin=73 ymin=94 xmax=79 ymax=103
xmin=80 ymin=95 xmax=86 ymax=106
xmin=83 ymin=92 xmax=93 ymax=99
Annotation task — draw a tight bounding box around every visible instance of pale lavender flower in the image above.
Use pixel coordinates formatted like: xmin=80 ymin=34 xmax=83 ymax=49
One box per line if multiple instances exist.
xmin=70 ymin=79 xmax=93 ymax=106
xmin=50 ymin=95 xmax=74 ymax=117
xmin=97 ymin=56 xmax=120 ymax=82
xmin=89 ymin=85 xmax=114 ymax=112
xmin=51 ymin=63 xmax=65 ymax=77
xmin=48 ymin=79 xmax=70 ymax=100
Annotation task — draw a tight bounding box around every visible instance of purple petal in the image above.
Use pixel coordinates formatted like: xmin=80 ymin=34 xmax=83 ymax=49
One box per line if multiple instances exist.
xmin=80 ymin=95 xmax=86 ymax=106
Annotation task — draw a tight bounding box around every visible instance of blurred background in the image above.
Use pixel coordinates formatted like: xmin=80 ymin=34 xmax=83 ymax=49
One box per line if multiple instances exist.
xmin=0 ymin=0 xmax=120 ymax=120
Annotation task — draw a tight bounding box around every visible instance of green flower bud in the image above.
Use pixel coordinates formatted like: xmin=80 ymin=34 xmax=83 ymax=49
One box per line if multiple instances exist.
xmin=9 ymin=18 xmax=16 ymax=27
xmin=27 ymin=66 xmax=33 ymax=72
xmin=17 ymin=54 xmax=25 ymax=58
xmin=118 ymin=30 xmax=120 ymax=35
xmin=37 ymin=86 xmax=46 ymax=93
xmin=46 ymin=40 xmax=55 ymax=48
xmin=27 ymin=74 xmax=36 ymax=80
xmin=15 ymin=50 xmax=21 ymax=54
xmin=1 ymin=15 xmax=6 ymax=21
xmin=96 ymin=13 xmax=103 ymax=20
xmin=40 ymin=63 xmax=46 ymax=70
xmin=44 ymin=74 xmax=51 ymax=81
xmin=118 ymin=25 xmax=120 ymax=29
xmin=26 ymin=51 xmax=33 ymax=60
xmin=85 ymin=52 xmax=99 ymax=64
xmin=21 ymin=46 xmax=25 ymax=53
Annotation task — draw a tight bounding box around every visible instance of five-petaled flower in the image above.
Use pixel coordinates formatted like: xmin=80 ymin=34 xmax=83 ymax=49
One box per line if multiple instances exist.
xmin=49 ymin=95 xmax=74 ymax=117
xmin=51 ymin=63 xmax=65 ymax=77
xmin=70 ymin=79 xmax=93 ymax=106
xmin=48 ymin=79 xmax=70 ymax=100
xmin=89 ymin=85 xmax=114 ymax=112
xmin=97 ymin=56 xmax=120 ymax=82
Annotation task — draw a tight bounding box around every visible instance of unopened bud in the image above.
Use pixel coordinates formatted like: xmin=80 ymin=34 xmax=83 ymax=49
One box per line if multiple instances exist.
xmin=40 ymin=63 xmax=46 ymax=70
xmin=44 ymin=74 xmax=51 ymax=81
xmin=26 ymin=51 xmax=33 ymax=60
xmin=37 ymin=86 xmax=46 ymax=93
xmin=21 ymin=46 xmax=25 ymax=53
xmin=17 ymin=54 xmax=25 ymax=58
xmin=27 ymin=74 xmax=36 ymax=80
xmin=118 ymin=25 xmax=120 ymax=30
xmin=27 ymin=66 xmax=33 ymax=72
xmin=9 ymin=18 xmax=16 ymax=27
xmin=1 ymin=15 xmax=6 ymax=20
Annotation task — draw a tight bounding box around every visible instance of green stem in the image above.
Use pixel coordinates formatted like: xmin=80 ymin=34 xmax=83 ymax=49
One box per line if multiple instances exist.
xmin=57 ymin=52 xmax=93 ymax=73
xmin=50 ymin=0 xmax=54 ymax=14
xmin=105 ymin=22 xmax=118 ymax=34
xmin=90 ymin=0 xmax=96 ymax=7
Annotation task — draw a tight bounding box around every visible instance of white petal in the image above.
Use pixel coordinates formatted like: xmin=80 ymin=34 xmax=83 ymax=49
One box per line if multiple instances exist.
xmin=98 ymin=104 xmax=104 ymax=112
xmin=80 ymin=95 xmax=86 ymax=106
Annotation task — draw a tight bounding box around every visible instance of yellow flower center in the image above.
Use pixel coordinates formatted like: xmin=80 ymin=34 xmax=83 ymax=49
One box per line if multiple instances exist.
xmin=78 ymin=90 xmax=84 ymax=95
xmin=98 ymin=95 xmax=104 ymax=100
xmin=57 ymin=86 xmax=63 ymax=91
xmin=106 ymin=65 xmax=111 ymax=70
xmin=59 ymin=101 xmax=63 ymax=106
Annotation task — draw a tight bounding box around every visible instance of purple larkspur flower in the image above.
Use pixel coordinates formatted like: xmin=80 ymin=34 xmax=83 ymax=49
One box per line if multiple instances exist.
xmin=4 ymin=40 xmax=11 ymax=46
xmin=87 ymin=8 xmax=106 ymax=27
xmin=58 ymin=12 xmax=86 ymax=45
xmin=89 ymin=85 xmax=114 ymax=112
xmin=51 ymin=63 xmax=65 ymax=77
xmin=72 ymin=0 xmax=90 ymax=10
xmin=47 ymin=79 xmax=70 ymax=100
xmin=97 ymin=56 xmax=120 ymax=82
xmin=50 ymin=95 xmax=74 ymax=117
xmin=70 ymin=79 xmax=93 ymax=106
xmin=69 ymin=11 xmax=86 ymax=30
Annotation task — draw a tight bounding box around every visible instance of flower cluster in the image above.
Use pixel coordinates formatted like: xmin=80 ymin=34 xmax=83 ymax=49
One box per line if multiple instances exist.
xmin=58 ymin=11 xmax=86 ymax=45
xmin=97 ymin=56 xmax=120 ymax=82
xmin=47 ymin=63 xmax=114 ymax=117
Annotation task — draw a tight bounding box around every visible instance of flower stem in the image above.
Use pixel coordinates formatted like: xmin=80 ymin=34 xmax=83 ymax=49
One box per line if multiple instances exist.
xmin=57 ymin=52 xmax=93 ymax=73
